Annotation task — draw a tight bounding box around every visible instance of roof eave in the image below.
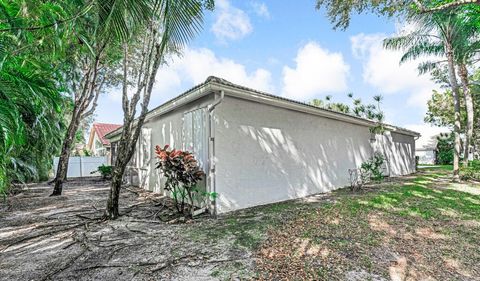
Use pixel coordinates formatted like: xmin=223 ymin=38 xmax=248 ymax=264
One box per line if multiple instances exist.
xmin=208 ymin=81 xmax=421 ymax=137
xmin=105 ymin=82 xmax=214 ymax=141
xmin=105 ymin=77 xmax=420 ymax=140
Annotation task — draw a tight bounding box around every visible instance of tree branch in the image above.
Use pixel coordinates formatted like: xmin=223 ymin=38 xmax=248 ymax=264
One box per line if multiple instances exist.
xmin=0 ymin=1 xmax=95 ymax=32
xmin=414 ymin=0 xmax=480 ymax=13
xmin=79 ymin=55 xmax=101 ymax=112
xmin=81 ymin=75 xmax=105 ymax=119
xmin=121 ymin=43 xmax=130 ymax=117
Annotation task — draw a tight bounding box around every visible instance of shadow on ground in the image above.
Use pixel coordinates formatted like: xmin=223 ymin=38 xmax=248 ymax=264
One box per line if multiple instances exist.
xmin=1 ymin=168 xmax=479 ymax=281
xmin=0 ymin=179 xmax=254 ymax=280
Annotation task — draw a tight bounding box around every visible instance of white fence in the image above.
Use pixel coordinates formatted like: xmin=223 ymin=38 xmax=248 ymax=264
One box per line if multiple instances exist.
xmin=53 ymin=156 xmax=107 ymax=178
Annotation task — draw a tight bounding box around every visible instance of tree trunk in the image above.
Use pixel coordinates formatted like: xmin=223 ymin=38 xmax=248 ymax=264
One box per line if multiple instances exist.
xmin=50 ymin=51 xmax=103 ymax=196
xmin=458 ymin=63 xmax=474 ymax=166
xmin=50 ymin=107 xmax=82 ymax=196
xmin=105 ymin=133 xmax=133 ymax=219
xmin=445 ymin=45 xmax=462 ymax=180
xmin=106 ymin=162 xmax=125 ymax=219
xmin=105 ymin=35 xmax=163 ymax=219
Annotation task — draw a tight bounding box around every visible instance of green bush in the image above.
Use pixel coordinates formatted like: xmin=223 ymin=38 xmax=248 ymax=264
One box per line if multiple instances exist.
xmin=91 ymin=164 xmax=112 ymax=179
xmin=460 ymin=160 xmax=480 ymax=181
xmin=361 ymin=153 xmax=385 ymax=182
xmin=436 ymin=133 xmax=454 ymax=165
xmin=468 ymin=160 xmax=480 ymax=169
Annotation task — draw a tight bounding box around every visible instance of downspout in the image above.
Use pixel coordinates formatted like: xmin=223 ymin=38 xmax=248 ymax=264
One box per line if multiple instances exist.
xmin=207 ymin=90 xmax=224 ymax=217
xmin=414 ymin=135 xmax=420 ymax=172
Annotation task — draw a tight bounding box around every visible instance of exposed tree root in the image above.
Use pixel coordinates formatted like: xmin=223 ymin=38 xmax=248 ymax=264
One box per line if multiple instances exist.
xmin=40 ymin=248 xmax=88 ymax=281
xmin=150 ymin=254 xmax=197 ymax=273
xmin=0 ymin=223 xmax=85 ymax=252
xmin=1 ymin=179 xmax=255 ymax=280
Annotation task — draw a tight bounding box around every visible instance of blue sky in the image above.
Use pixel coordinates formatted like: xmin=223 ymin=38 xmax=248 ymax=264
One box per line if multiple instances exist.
xmin=95 ymin=0 xmax=448 ymax=146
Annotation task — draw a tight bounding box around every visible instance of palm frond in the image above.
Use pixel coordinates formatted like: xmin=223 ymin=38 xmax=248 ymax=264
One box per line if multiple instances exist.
xmin=157 ymin=0 xmax=205 ymax=51
xmin=418 ymin=61 xmax=441 ymax=74
xmin=400 ymin=41 xmax=444 ymax=63
xmin=98 ymin=0 xmax=153 ymax=41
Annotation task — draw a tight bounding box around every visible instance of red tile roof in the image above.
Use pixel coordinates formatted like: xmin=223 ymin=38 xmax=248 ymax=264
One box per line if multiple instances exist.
xmin=92 ymin=123 xmax=122 ymax=145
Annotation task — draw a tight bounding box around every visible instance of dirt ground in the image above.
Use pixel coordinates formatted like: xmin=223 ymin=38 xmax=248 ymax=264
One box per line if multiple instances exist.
xmin=0 ymin=179 xmax=257 ymax=281
xmin=2 ymin=169 xmax=479 ymax=280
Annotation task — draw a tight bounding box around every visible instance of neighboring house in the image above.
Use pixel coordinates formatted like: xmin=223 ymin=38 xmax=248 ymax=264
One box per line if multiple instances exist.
xmin=416 ymin=147 xmax=437 ymax=165
xmin=87 ymin=123 xmax=122 ymax=163
xmin=415 ymin=134 xmax=439 ymax=165
xmin=107 ymin=76 xmax=419 ymax=214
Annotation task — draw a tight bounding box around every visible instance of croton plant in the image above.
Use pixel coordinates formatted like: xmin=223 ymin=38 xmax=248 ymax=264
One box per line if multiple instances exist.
xmin=155 ymin=144 xmax=205 ymax=216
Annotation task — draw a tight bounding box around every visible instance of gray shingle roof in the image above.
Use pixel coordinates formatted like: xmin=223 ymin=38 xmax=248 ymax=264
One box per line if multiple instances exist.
xmin=106 ymin=76 xmax=420 ymax=138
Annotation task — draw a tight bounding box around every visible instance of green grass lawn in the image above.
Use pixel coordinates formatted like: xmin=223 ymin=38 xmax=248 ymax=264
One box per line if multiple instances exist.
xmin=255 ymin=167 xmax=480 ymax=280
xmin=418 ymin=164 xmax=454 ymax=171
xmin=187 ymin=167 xmax=480 ymax=280
xmin=192 ymin=166 xmax=480 ymax=280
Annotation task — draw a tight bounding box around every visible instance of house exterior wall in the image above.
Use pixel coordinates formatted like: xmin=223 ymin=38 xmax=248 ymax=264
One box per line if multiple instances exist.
xmin=373 ymin=131 xmax=416 ymax=175
xmin=416 ymin=149 xmax=436 ymax=165
xmin=91 ymin=133 xmax=103 ymax=155
xmin=131 ymin=94 xmax=215 ymax=193
xmin=213 ymin=96 xmax=416 ymax=213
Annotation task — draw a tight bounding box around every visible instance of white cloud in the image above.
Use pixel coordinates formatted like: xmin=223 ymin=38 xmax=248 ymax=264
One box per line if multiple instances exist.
xmin=107 ymin=47 xmax=273 ymax=104
xmin=251 ymin=1 xmax=270 ymax=19
xmin=155 ymin=47 xmax=273 ymax=92
xmin=350 ymin=33 xmax=438 ymax=107
xmin=281 ymin=42 xmax=350 ymax=101
xmin=211 ymin=0 xmax=252 ymax=41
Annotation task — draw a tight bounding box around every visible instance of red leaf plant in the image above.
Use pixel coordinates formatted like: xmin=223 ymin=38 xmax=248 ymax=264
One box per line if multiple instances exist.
xmin=155 ymin=144 xmax=205 ymax=216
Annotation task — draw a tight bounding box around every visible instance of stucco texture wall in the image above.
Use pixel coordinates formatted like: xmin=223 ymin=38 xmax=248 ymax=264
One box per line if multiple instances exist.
xmin=416 ymin=150 xmax=436 ymax=165
xmin=374 ymin=132 xmax=416 ymax=176
xmin=214 ymin=96 xmax=416 ymax=213
xmin=132 ymin=95 xmax=214 ymax=194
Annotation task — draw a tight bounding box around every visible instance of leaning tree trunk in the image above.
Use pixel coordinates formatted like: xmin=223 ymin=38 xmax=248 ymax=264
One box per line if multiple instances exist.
xmin=50 ymin=52 xmax=103 ymax=196
xmin=458 ymin=63 xmax=474 ymax=167
xmin=106 ymin=106 xmax=152 ymax=219
xmin=104 ymin=0 xmax=207 ymax=219
xmin=446 ymin=45 xmax=462 ymax=180
xmin=50 ymin=107 xmax=82 ymax=196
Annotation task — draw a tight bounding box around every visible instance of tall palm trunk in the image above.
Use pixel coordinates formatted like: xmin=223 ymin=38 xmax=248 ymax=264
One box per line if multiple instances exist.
xmin=458 ymin=63 xmax=474 ymax=166
xmin=104 ymin=0 xmax=207 ymax=219
xmin=445 ymin=44 xmax=462 ymax=180
xmin=107 ymin=130 xmax=136 ymax=218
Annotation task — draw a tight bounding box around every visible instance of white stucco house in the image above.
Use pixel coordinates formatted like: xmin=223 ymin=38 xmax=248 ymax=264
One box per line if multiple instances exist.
xmin=415 ymin=133 xmax=444 ymax=165
xmin=106 ymin=76 xmax=419 ymax=214
xmin=416 ymin=147 xmax=437 ymax=165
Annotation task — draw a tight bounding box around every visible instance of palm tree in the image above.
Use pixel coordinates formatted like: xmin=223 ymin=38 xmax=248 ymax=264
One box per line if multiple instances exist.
xmin=453 ymin=17 xmax=480 ymax=165
xmin=384 ymin=11 xmax=470 ymax=180
xmin=50 ymin=0 xmax=154 ymax=196
xmin=0 ymin=43 xmax=66 ymax=196
xmin=0 ymin=1 xmax=70 ymax=196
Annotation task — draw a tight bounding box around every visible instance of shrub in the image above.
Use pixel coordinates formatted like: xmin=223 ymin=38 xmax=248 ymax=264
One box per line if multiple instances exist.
xmin=436 ymin=133 xmax=454 ymax=165
xmin=360 ymin=153 xmax=385 ymax=182
xmin=155 ymin=144 xmax=214 ymax=216
xmin=91 ymin=164 xmax=112 ymax=179
xmin=468 ymin=160 xmax=480 ymax=169
xmin=460 ymin=160 xmax=480 ymax=181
